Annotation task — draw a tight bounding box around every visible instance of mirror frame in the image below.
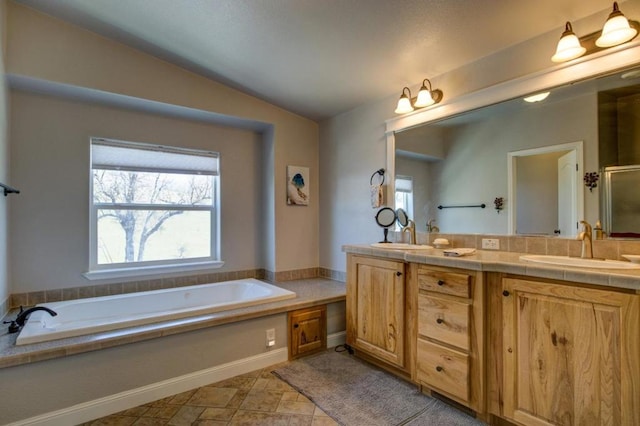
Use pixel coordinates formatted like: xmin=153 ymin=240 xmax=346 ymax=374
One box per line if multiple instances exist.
xmin=384 ymin=42 xmax=640 ymax=225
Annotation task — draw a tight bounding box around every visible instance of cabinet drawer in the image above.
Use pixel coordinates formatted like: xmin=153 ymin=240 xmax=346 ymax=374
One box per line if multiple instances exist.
xmin=416 ymin=339 xmax=470 ymax=402
xmin=418 ymin=269 xmax=471 ymax=298
xmin=418 ymin=294 xmax=470 ymax=351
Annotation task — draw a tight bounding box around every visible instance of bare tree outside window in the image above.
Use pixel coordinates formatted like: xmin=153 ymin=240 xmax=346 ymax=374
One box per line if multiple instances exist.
xmin=93 ymin=170 xmax=212 ymax=263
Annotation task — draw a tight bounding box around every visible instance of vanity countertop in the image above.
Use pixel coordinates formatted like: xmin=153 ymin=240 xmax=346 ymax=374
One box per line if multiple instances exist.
xmin=343 ymin=244 xmax=640 ymax=292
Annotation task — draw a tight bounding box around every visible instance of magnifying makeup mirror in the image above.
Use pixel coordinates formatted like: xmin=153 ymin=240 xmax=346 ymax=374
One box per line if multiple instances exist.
xmin=396 ymin=208 xmax=409 ymax=228
xmin=375 ymin=207 xmax=397 ymax=243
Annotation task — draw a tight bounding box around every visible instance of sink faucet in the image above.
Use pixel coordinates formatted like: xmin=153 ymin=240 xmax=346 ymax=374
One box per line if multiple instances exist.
xmin=577 ymin=220 xmax=593 ymax=259
xmin=427 ymin=219 xmax=439 ymax=233
xmin=3 ymin=306 xmax=58 ymax=333
xmin=402 ymin=219 xmax=416 ymax=244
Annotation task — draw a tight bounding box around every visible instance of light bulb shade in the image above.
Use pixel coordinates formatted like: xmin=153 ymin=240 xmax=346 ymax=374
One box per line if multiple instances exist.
xmin=523 ymin=92 xmax=550 ymax=103
xmin=394 ymin=88 xmax=414 ymax=114
xmin=596 ymin=3 xmax=637 ymax=47
xmin=551 ymin=22 xmax=586 ymax=62
xmin=414 ymin=86 xmax=435 ymax=107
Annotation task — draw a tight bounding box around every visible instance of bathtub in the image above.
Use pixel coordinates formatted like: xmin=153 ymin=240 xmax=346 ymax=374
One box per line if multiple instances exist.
xmin=16 ymin=278 xmax=296 ymax=345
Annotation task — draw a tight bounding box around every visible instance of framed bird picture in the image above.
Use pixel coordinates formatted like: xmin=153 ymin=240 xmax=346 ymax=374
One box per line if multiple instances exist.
xmin=287 ymin=165 xmax=309 ymax=206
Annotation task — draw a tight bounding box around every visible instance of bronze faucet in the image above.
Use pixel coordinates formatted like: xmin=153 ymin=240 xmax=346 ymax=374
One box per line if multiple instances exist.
xmin=402 ymin=220 xmax=416 ymax=244
xmin=577 ymin=220 xmax=593 ymax=259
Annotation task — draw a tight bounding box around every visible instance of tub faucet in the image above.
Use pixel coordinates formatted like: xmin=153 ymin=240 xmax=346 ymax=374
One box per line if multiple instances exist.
xmin=402 ymin=220 xmax=416 ymax=244
xmin=577 ymin=220 xmax=593 ymax=259
xmin=3 ymin=306 xmax=58 ymax=333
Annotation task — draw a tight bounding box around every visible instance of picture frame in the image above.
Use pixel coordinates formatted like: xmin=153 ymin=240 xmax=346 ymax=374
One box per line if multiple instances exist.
xmin=287 ymin=165 xmax=309 ymax=206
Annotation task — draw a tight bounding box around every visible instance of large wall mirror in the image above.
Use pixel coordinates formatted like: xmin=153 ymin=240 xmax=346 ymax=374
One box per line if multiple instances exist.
xmin=387 ymin=47 xmax=640 ymax=238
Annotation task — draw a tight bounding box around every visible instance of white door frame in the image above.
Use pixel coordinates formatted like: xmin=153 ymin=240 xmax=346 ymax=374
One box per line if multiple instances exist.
xmin=507 ymin=141 xmax=584 ymax=235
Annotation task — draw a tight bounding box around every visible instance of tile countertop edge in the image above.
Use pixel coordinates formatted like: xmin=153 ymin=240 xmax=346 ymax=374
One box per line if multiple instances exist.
xmin=0 ymin=278 xmax=346 ymax=369
xmin=343 ymin=244 xmax=640 ymax=291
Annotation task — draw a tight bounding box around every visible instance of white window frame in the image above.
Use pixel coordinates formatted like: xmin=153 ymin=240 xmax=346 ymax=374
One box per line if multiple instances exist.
xmin=84 ymin=137 xmax=223 ymax=280
xmin=395 ymin=175 xmax=414 ymax=229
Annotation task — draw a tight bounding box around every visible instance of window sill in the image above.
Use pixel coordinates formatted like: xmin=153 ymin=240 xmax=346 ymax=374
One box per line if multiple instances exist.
xmin=83 ymin=260 xmax=225 ymax=281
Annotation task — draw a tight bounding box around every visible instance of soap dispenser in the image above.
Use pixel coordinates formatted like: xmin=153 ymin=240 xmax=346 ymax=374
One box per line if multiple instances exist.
xmin=594 ymin=220 xmax=605 ymax=240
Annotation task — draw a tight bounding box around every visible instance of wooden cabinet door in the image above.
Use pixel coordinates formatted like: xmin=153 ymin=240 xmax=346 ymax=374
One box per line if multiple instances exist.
xmin=288 ymin=305 xmax=327 ymax=359
xmin=347 ymin=255 xmax=405 ymax=368
xmin=502 ymin=278 xmax=640 ymax=426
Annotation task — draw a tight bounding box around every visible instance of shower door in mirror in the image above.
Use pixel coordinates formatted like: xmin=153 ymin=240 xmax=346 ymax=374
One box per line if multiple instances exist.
xmin=604 ymin=165 xmax=640 ymax=238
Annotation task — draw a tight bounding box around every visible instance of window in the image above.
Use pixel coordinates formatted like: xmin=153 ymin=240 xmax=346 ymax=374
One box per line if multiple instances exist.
xmin=395 ymin=175 xmax=414 ymax=229
xmin=86 ymin=138 xmax=221 ymax=279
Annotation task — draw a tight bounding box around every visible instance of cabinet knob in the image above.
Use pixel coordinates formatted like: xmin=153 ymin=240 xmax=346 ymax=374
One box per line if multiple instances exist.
xmin=502 ymin=290 xmax=510 ymax=297
xmin=436 ymin=366 xmax=444 ymax=372
xmin=436 ymin=318 xmax=444 ymax=324
xmin=293 ymin=324 xmax=299 ymax=328
xmin=437 ymin=280 xmax=445 ymax=286
xmin=396 ymin=271 xmax=402 ymax=276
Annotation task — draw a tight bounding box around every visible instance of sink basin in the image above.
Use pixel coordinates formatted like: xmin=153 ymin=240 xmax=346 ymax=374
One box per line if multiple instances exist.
xmin=520 ymin=255 xmax=640 ymax=270
xmin=370 ymin=243 xmax=433 ymax=250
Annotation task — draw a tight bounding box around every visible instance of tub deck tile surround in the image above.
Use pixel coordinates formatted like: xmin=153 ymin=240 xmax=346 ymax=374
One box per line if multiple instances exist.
xmin=0 ymin=278 xmax=346 ymax=369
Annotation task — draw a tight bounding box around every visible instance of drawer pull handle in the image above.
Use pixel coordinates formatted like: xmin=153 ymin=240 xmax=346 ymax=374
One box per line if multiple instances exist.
xmin=396 ymin=271 xmax=403 ymax=276
xmin=437 ymin=280 xmax=445 ymax=286
xmin=436 ymin=366 xmax=444 ymax=372
xmin=503 ymin=290 xmax=510 ymax=297
xmin=436 ymin=318 xmax=444 ymax=324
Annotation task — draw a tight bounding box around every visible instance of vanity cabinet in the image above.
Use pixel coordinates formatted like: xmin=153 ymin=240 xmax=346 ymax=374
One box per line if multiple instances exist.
xmin=346 ymin=254 xmax=411 ymax=372
xmin=414 ymin=265 xmax=485 ymax=412
xmin=498 ymin=277 xmax=640 ymax=426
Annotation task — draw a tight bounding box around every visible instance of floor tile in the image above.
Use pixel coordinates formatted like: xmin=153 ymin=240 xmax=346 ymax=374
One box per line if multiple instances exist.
xmin=186 ymin=387 xmax=238 ymax=407
xmin=85 ymin=364 xmax=336 ymax=426
xmin=167 ymin=406 xmax=205 ymax=425
xmin=229 ymin=410 xmax=290 ymax=426
xmin=276 ymin=400 xmax=316 ymax=415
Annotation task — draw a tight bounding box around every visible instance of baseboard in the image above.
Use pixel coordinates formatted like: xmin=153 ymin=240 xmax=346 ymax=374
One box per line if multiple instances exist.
xmin=327 ymin=330 xmax=346 ymax=348
xmin=8 ymin=348 xmax=288 ymax=426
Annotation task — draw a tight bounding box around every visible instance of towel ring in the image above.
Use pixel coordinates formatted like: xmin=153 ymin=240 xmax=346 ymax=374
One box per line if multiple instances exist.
xmin=370 ymin=168 xmax=385 ymax=185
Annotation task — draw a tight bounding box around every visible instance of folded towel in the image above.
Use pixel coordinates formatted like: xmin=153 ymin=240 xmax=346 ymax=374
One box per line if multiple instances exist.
xmin=443 ymin=248 xmax=476 ymax=257
xmin=370 ymin=184 xmax=383 ymax=208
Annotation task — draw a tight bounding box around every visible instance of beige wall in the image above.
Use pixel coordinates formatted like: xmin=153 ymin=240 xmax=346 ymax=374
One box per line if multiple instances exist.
xmin=0 ymin=0 xmax=9 ymax=313
xmin=6 ymin=2 xmax=319 ymax=288
xmin=10 ymin=91 xmax=267 ymax=292
xmin=319 ymin=2 xmax=640 ymax=272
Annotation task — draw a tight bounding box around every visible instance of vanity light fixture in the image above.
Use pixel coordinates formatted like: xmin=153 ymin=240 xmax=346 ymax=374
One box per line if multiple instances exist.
xmin=552 ymin=3 xmax=638 ymax=63
xmin=551 ymin=22 xmax=586 ymax=63
xmin=523 ymin=92 xmax=550 ymax=103
xmin=394 ymin=79 xmax=443 ymax=114
xmin=596 ymin=2 xmax=638 ymax=47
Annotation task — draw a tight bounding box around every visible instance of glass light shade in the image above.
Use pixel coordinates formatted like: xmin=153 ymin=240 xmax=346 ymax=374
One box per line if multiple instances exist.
xmin=596 ymin=14 xmax=637 ymax=47
xmin=524 ymin=92 xmax=550 ymax=103
xmin=394 ymin=95 xmax=414 ymax=114
xmin=551 ymin=32 xmax=586 ymax=62
xmin=414 ymin=87 xmax=435 ymax=107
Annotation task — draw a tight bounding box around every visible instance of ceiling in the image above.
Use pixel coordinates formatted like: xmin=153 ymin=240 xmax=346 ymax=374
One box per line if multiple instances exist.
xmin=15 ymin=0 xmax=617 ymax=121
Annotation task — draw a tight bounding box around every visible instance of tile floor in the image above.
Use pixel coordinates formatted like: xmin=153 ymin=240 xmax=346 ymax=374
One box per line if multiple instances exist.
xmin=80 ymin=362 xmax=338 ymax=426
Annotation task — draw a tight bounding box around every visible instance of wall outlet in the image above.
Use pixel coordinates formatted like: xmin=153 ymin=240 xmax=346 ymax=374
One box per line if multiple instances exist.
xmin=266 ymin=328 xmax=276 ymax=347
xmin=481 ymin=238 xmax=500 ymax=250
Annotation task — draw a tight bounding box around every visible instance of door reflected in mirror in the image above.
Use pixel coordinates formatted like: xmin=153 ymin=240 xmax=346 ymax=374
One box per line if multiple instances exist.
xmin=508 ymin=142 xmax=583 ymax=237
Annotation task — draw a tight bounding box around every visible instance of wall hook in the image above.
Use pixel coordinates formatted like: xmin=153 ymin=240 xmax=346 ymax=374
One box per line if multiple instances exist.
xmin=1 ymin=183 xmax=20 ymax=196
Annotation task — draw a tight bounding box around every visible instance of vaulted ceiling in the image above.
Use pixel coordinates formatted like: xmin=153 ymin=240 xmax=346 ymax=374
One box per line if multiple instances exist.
xmin=15 ymin=0 xmax=616 ymax=120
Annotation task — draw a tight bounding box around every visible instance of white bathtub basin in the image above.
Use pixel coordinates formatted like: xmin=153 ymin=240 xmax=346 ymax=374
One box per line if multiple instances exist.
xmin=370 ymin=243 xmax=433 ymax=250
xmin=519 ymin=255 xmax=640 ymax=269
xmin=16 ymin=279 xmax=296 ymax=345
